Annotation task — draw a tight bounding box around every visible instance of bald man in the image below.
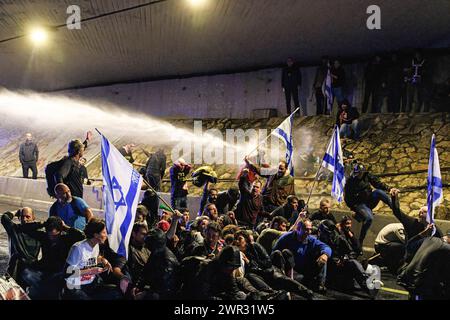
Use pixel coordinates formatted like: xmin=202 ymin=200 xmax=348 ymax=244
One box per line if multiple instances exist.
xmin=19 ymin=133 xmax=39 ymax=179
xmin=1 ymin=207 xmax=42 ymax=283
xmin=49 ymin=183 xmax=93 ymax=231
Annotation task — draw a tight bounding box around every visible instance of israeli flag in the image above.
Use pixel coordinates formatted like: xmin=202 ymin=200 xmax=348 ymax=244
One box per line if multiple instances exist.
xmin=101 ymin=134 xmax=143 ymax=258
xmin=321 ymin=125 xmax=346 ymax=202
xmin=427 ymin=134 xmax=443 ymax=235
xmin=271 ymin=111 xmax=295 ymax=176
xmin=322 ymin=67 xmax=333 ymax=113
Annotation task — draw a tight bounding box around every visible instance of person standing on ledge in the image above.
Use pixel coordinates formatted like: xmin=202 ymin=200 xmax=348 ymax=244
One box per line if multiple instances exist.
xmin=282 ymin=57 xmax=302 ymax=116
xmin=19 ymin=133 xmax=39 ymax=179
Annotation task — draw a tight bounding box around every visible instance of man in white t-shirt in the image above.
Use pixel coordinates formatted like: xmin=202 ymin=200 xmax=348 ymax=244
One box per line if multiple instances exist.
xmin=64 ymin=219 xmax=121 ymax=300
xmin=374 ymin=223 xmax=406 ymax=273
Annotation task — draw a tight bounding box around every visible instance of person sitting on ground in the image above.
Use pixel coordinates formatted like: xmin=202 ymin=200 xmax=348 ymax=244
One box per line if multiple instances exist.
xmin=26 ymin=216 xmax=85 ymax=299
xmin=50 ymin=183 xmax=93 ymax=231
xmin=235 ymin=230 xmax=314 ymax=300
xmin=64 ymin=219 xmax=121 ymax=300
xmin=181 ymin=216 xmax=210 ymax=258
xmin=270 ymin=195 xmax=301 ymax=225
xmin=397 ymin=234 xmax=450 ymax=300
xmin=131 ymin=228 xmax=180 ymax=300
xmin=336 ymin=99 xmax=360 ymax=140
xmin=273 ymin=219 xmax=332 ymax=293
xmin=318 ymin=220 xmax=372 ymax=296
xmin=127 ymin=223 xmax=151 ymax=283
xmin=309 ymin=198 xmax=337 ymax=224
xmin=390 ymin=192 xmax=442 ymax=263
xmin=257 ymin=216 xmax=288 ymax=255
xmin=134 ymin=205 xmax=149 ymax=226
xmin=192 ymin=222 xmax=223 ymax=258
xmin=179 ymin=245 xmax=247 ymax=300
xmin=374 ymin=223 xmax=406 ymax=274
xmin=244 ymin=157 xmax=295 ymax=213
xmin=336 ymin=215 xmax=361 ymax=254
xmin=202 ymin=203 xmax=219 ymax=222
xmin=344 ymin=163 xmax=399 ymax=247
xmin=1 ymin=208 xmax=42 ymax=286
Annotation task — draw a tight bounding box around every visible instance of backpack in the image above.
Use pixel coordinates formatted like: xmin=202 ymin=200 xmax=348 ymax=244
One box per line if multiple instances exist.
xmin=45 ymin=157 xmax=69 ymax=198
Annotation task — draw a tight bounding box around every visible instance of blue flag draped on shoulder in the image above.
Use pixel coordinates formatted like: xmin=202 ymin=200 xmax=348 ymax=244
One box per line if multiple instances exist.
xmin=321 ymin=125 xmax=346 ymax=202
xmin=101 ymin=134 xmax=143 ymax=258
xmin=427 ymin=134 xmax=443 ymax=236
xmin=271 ymin=110 xmax=295 ymax=176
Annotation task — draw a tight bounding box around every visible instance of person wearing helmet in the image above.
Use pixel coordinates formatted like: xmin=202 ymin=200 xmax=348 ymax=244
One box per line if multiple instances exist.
xmin=344 ymin=163 xmax=399 ymax=247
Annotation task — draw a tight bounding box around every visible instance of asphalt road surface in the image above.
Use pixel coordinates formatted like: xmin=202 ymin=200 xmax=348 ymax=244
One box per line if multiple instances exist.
xmin=0 ymin=202 xmax=409 ymax=300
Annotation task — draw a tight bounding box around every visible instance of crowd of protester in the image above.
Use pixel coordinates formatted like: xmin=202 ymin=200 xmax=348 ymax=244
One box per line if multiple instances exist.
xmin=2 ymin=130 xmax=449 ymax=301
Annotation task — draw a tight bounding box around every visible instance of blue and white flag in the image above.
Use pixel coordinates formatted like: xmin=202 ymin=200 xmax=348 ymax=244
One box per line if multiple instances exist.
xmin=101 ymin=135 xmax=143 ymax=259
xmin=322 ymin=68 xmax=333 ymax=113
xmin=321 ymin=125 xmax=346 ymax=202
xmin=271 ymin=110 xmax=296 ymax=176
xmin=427 ymin=134 xmax=443 ymax=235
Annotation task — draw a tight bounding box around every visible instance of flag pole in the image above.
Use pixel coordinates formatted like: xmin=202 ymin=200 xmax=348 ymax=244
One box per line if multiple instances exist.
xmin=95 ymin=128 xmax=177 ymax=214
xmin=245 ymin=107 xmax=300 ymax=158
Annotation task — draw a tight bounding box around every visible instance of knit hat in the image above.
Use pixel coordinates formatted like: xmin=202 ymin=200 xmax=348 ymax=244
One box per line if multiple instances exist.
xmin=157 ymin=220 xmax=170 ymax=232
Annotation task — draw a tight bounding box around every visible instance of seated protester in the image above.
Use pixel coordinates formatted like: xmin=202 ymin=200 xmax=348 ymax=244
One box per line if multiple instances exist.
xmin=235 ymin=168 xmax=269 ymax=229
xmin=135 ymin=205 xmax=149 ymax=226
xmin=244 ymin=157 xmax=295 ymax=213
xmin=273 ymin=219 xmax=332 ymax=293
xmin=257 ymin=216 xmax=288 ymax=255
xmin=127 ymin=223 xmax=151 ymax=283
xmin=198 ymin=181 xmax=219 ymax=216
xmin=179 ymin=245 xmax=246 ymax=300
xmin=182 ymin=216 xmax=210 ymax=257
xmin=25 ymin=216 xmax=85 ymax=299
xmin=202 ymin=203 xmax=219 ymax=222
xmin=310 ymin=198 xmax=336 ymax=224
xmin=336 ymin=99 xmax=360 ymax=140
xmin=64 ymin=219 xmax=121 ymax=300
xmin=270 ymin=195 xmax=301 ymax=225
xmin=132 ymin=228 xmax=180 ymax=300
xmin=235 ymin=230 xmax=314 ymax=300
xmin=192 ymin=222 xmax=224 ymax=258
xmin=391 ymin=193 xmax=442 ymax=262
xmin=226 ymin=211 xmax=238 ymax=226
xmin=1 ymin=208 xmax=42 ymax=286
xmin=178 ymin=208 xmax=190 ymax=232
xmin=216 ymin=187 xmax=240 ymax=215
xmin=374 ymin=223 xmax=406 ymax=274
xmin=398 ymin=235 xmax=450 ymax=300
xmin=337 ymin=215 xmax=362 ymax=255
xmin=98 ymin=241 xmax=130 ymax=296
xmin=139 ymin=190 xmax=159 ymax=228
xmin=318 ymin=220 xmax=372 ymax=295
xmin=50 ymin=183 xmax=93 ymax=231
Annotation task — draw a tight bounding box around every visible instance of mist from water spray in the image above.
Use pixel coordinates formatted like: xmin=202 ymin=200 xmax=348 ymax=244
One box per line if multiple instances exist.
xmin=0 ymin=89 xmax=280 ymax=165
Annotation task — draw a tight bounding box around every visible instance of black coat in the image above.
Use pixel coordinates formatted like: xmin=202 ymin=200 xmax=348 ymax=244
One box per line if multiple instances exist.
xmin=344 ymin=172 xmax=389 ymax=208
xmin=282 ymin=65 xmax=302 ymax=88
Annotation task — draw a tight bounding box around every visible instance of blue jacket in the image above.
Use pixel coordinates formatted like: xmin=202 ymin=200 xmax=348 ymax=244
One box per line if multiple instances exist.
xmin=273 ymin=231 xmax=332 ymax=271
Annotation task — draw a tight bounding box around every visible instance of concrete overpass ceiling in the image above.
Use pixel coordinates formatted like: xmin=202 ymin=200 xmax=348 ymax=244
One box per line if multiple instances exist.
xmin=0 ymin=0 xmax=448 ymax=91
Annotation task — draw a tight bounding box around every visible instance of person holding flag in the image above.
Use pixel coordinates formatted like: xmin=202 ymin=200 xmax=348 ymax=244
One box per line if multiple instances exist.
xmin=100 ymin=132 xmax=143 ymax=260
xmin=427 ymin=134 xmax=443 ymax=236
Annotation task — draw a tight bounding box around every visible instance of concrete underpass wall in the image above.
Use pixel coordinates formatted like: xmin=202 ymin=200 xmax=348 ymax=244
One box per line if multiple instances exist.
xmin=1 ymin=176 xmax=449 ymax=250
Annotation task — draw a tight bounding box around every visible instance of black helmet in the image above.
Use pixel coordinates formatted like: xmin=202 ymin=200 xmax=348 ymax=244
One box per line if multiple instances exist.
xmin=218 ymin=246 xmax=241 ymax=268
